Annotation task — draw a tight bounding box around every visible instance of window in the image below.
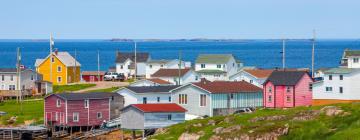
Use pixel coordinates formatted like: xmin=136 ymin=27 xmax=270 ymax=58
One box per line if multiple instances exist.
xmin=84 ymin=99 xmax=89 ymax=108
xmin=10 ymin=75 xmax=13 ymax=81
xmin=57 ymin=66 xmax=62 ymax=72
xmin=217 ymin=64 xmax=221 ymax=68
xmin=127 ymin=65 xmax=130 ymax=69
xmin=195 ymin=76 xmax=198 ymax=81
xmin=201 ymin=64 xmax=205 ymax=68
xmin=160 ymin=65 xmax=164 ymax=67
xmin=168 ymin=96 xmax=171 ymax=102
xmin=31 ymin=75 xmax=34 ymax=80
xmin=250 ymin=80 xmax=253 ymax=84
xmin=167 ymin=114 xmax=172 ymax=120
xmin=157 ymin=97 xmax=160 ymax=102
xmin=51 ymin=57 xmax=55 ymax=63
xmin=329 ymin=75 xmax=332 ymax=80
xmin=200 ymin=94 xmax=206 ymax=107
xmin=56 ymin=99 xmax=61 ymax=107
xmin=354 ymin=58 xmax=359 ymax=63
xmin=120 ymin=65 xmax=123 ymax=69
xmin=1 ymin=75 xmax=4 ymax=81
xmin=268 ymin=86 xmax=272 ymax=93
xmin=309 ymin=84 xmax=313 ymax=91
xmin=143 ymin=97 xmax=147 ymax=104
xmin=214 ymin=74 xmax=220 ymax=77
xmin=57 ymin=76 xmax=62 ymax=82
xmin=286 ymin=96 xmax=291 ymax=102
xmin=339 ymin=87 xmax=343 ymax=93
xmin=325 ymin=87 xmax=333 ymax=92
xmin=233 ymin=63 xmax=235 ymax=67
xmin=286 ymin=86 xmax=291 ymax=93
xmin=97 ymin=112 xmax=102 ymax=119
xmin=268 ymin=95 xmax=272 ymax=102
xmin=340 ymin=75 xmax=343 ymax=80
xmin=73 ymin=113 xmax=79 ymax=122
xmin=149 ymin=65 xmax=152 ymax=68
xmin=223 ymin=64 xmax=226 ymax=68
xmin=9 ymin=85 xmax=15 ymax=90
xmin=179 ymin=94 xmax=187 ymax=104
xmin=230 ymin=94 xmax=234 ymax=99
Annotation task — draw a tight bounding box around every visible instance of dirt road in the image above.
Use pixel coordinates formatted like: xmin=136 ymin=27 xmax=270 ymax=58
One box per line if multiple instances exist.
xmin=74 ymin=82 xmax=129 ymax=93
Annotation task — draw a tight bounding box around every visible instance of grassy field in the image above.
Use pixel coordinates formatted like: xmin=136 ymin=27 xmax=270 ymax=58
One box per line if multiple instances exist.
xmin=151 ymin=103 xmax=360 ymax=140
xmin=0 ymin=99 xmax=44 ymax=126
xmin=53 ymin=83 xmax=96 ymax=93
xmin=87 ymin=87 xmax=121 ymax=93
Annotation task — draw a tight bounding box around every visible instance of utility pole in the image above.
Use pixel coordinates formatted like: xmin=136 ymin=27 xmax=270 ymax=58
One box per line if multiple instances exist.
xmin=178 ymin=51 xmax=182 ymax=85
xmin=17 ymin=47 xmax=23 ymax=113
xmin=134 ymin=42 xmax=137 ymax=81
xmin=312 ymin=30 xmax=316 ymax=78
xmin=49 ymin=34 xmax=54 ymax=83
xmin=97 ymin=50 xmax=100 ymax=81
xmin=74 ymin=49 xmax=77 ymax=83
xmin=282 ymin=39 xmax=286 ymax=69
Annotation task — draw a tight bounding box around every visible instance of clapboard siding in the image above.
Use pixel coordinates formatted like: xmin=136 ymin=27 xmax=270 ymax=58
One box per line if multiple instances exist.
xmin=211 ymin=92 xmax=263 ymax=109
xmin=44 ymin=95 xmax=66 ymax=126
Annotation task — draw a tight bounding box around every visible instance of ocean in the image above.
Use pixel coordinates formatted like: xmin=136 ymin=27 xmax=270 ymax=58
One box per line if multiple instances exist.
xmin=0 ymin=39 xmax=359 ymax=71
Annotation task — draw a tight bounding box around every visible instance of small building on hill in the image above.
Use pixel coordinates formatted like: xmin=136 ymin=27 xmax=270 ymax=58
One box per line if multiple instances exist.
xmin=145 ymin=59 xmax=191 ymax=78
xmin=151 ymin=68 xmax=199 ymax=85
xmin=115 ymin=52 xmax=150 ymax=79
xmin=263 ymin=71 xmax=313 ymax=108
xmin=120 ymin=103 xmax=186 ymax=130
xmin=195 ymin=54 xmax=239 ymax=81
xmin=81 ymin=71 xmax=105 ymax=82
xmin=230 ymin=69 xmax=273 ymax=88
xmin=129 ymin=78 xmax=173 ymax=87
xmin=44 ymin=92 xmax=124 ymax=128
xmin=340 ymin=49 xmax=360 ymax=68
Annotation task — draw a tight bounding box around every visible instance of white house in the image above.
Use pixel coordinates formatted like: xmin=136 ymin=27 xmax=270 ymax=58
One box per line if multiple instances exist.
xmin=229 ymin=69 xmax=273 ymax=88
xmin=195 ymin=54 xmax=239 ymax=81
xmin=145 ymin=59 xmax=191 ymax=78
xmin=115 ymin=52 xmax=150 ymax=78
xmin=151 ymin=68 xmax=200 ymax=85
xmin=129 ymin=78 xmax=173 ymax=87
xmin=340 ymin=49 xmax=360 ymax=68
xmin=116 ymin=85 xmax=180 ymax=107
xmin=313 ymin=68 xmax=360 ymax=105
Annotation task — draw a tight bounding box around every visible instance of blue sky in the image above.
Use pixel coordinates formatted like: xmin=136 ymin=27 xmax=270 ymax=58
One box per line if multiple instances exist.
xmin=0 ymin=0 xmax=359 ymax=39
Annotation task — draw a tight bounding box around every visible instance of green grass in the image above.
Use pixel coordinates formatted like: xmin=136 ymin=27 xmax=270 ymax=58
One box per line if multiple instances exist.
xmin=151 ymin=103 xmax=360 ymax=140
xmin=87 ymin=87 xmax=122 ymax=93
xmin=0 ymin=99 xmax=44 ymax=126
xmin=53 ymin=84 xmax=96 ymax=93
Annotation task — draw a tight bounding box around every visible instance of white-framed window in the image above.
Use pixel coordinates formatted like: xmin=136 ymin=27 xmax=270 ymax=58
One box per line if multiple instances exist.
xmin=286 ymin=96 xmax=291 ymax=102
xmin=179 ymin=94 xmax=187 ymax=104
xmin=56 ymin=99 xmax=61 ymax=107
xmin=195 ymin=76 xmax=198 ymax=81
xmin=168 ymin=96 xmax=171 ymax=102
xmin=10 ymin=75 xmax=13 ymax=81
xmin=57 ymin=76 xmax=62 ymax=82
xmin=329 ymin=75 xmax=332 ymax=80
xmin=217 ymin=64 xmax=221 ymax=68
xmin=157 ymin=97 xmax=160 ymax=102
xmin=149 ymin=65 xmax=153 ymax=68
xmin=167 ymin=114 xmax=172 ymax=120
xmin=268 ymin=86 xmax=272 ymax=93
xmin=354 ymin=58 xmax=359 ymax=63
xmin=325 ymin=87 xmax=333 ymax=92
xmin=57 ymin=66 xmax=62 ymax=72
xmin=97 ymin=112 xmax=102 ymax=119
xmin=223 ymin=64 xmax=226 ymax=68
xmin=73 ymin=112 xmax=79 ymax=122
xmin=339 ymin=87 xmax=343 ymax=93
xmin=339 ymin=75 xmax=343 ymax=80
xmin=309 ymin=83 xmax=313 ymax=91
xmin=143 ymin=97 xmax=147 ymax=104
xmin=201 ymin=64 xmax=205 ymax=68
xmin=249 ymin=80 xmax=253 ymax=84
xmin=120 ymin=65 xmax=123 ymax=69
xmin=268 ymin=95 xmax=272 ymax=102
xmin=84 ymin=99 xmax=89 ymax=108
xmin=200 ymin=94 xmax=206 ymax=107
xmin=51 ymin=57 xmax=55 ymax=63
xmin=160 ymin=64 xmax=164 ymax=67
xmin=9 ymin=85 xmax=15 ymax=90
xmin=1 ymin=75 xmax=4 ymax=81
xmin=286 ymin=86 xmax=291 ymax=93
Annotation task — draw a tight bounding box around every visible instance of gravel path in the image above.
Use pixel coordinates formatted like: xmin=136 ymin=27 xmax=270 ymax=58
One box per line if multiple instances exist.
xmin=74 ymin=82 xmax=129 ymax=93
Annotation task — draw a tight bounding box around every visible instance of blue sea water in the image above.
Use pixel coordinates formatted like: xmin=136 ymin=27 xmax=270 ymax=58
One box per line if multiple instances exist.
xmin=0 ymin=39 xmax=359 ymax=71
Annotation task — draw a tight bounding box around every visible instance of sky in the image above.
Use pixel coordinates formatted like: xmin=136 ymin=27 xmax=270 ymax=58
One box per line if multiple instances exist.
xmin=0 ymin=0 xmax=359 ymax=39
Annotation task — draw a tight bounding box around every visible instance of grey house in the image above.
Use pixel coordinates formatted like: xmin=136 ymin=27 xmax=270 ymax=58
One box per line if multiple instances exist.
xmin=120 ymin=103 xmax=186 ymax=130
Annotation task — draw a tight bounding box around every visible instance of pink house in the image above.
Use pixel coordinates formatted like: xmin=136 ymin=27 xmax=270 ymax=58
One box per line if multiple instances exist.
xmin=263 ymin=71 xmax=313 ymax=108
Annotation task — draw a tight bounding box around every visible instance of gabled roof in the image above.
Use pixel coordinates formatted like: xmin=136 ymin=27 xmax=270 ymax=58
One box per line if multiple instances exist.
xmin=35 ymin=52 xmax=81 ymax=67
xmin=193 ymin=81 xmax=262 ymax=93
xmin=125 ymin=85 xmax=180 ymax=93
xmin=125 ymin=103 xmax=186 ymax=113
xmin=47 ymin=92 xmax=120 ymax=100
xmin=0 ymin=68 xmax=17 ymax=73
xmin=151 ymin=68 xmax=191 ymax=77
xmin=323 ymin=68 xmax=353 ymax=74
xmin=344 ymin=50 xmax=360 ymax=57
xmin=81 ymin=71 xmax=106 ymax=76
xmin=147 ymin=59 xmax=171 ymax=64
xmin=265 ymin=71 xmax=310 ymax=86
xmin=196 ymin=70 xmax=226 ymax=74
xmin=196 ymin=54 xmax=233 ymax=64
xmin=148 ymin=78 xmax=172 ymax=84
xmin=115 ymin=52 xmax=149 ymax=63
xmin=244 ymin=69 xmax=273 ymax=79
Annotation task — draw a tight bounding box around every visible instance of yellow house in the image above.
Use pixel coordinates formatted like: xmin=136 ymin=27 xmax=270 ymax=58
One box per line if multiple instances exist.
xmin=35 ymin=51 xmax=81 ymax=85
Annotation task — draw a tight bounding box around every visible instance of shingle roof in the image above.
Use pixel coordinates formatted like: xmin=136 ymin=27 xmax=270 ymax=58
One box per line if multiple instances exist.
xmin=81 ymin=71 xmax=106 ymax=76
xmin=196 ymin=54 xmax=233 ymax=64
xmin=151 ymin=69 xmax=191 ymax=77
xmin=35 ymin=52 xmax=81 ymax=67
xmin=147 ymin=59 xmax=171 ymax=64
xmin=265 ymin=71 xmax=309 ymax=86
xmin=129 ymin=103 xmax=186 ymax=113
xmin=115 ymin=52 xmax=149 ymax=63
xmin=148 ymin=78 xmax=172 ymax=84
xmin=193 ymin=81 xmax=262 ymax=93
xmin=244 ymin=69 xmax=274 ymax=79
xmin=49 ymin=92 xmax=120 ymax=100
xmin=344 ymin=50 xmax=360 ymax=57
xmin=0 ymin=68 xmax=17 ymax=73
xmin=323 ymin=68 xmax=353 ymax=74
xmin=125 ymin=85 xmax=180 ymax=93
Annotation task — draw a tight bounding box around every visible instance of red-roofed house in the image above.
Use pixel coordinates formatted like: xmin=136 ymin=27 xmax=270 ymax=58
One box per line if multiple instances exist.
xmin=151 ymin=68 xmax=199 ymax=85
xmin=230 ymin=69 xmax=274 ymax=88
xmin=81 ymin=71 xmax=105 ymax=82
xmin=129 ymin=78 xmax=173 ymax=87
xmin=120 ymin=103 xmax=186 ymax=130
xmin=170 ymin=80 xmax=263 ymax=118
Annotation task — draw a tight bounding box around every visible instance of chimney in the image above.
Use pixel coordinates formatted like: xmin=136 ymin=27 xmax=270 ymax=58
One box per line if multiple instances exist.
xmin=54 ymin=48 xmax=58 ymax=55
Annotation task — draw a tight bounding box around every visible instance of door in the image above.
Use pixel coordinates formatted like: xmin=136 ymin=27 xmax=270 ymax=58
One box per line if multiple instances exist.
xmin=46 ymin=112 xmax=52 ymax=126
xmin=90 ymin=76 xmax=95 ymax=82
xmin=37 ymin=83 xmax=41 ymax=93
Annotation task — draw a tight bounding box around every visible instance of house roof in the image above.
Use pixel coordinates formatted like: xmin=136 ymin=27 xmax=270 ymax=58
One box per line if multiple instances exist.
xmin=193 ymin=81 xmax=262 ymax=93
xmin=128 ymin=103 xmax=186 ymax=113
xmin=148 ymin=78 xmax=172 ymax=84
xmin=323 ymin=68 xmax=353 ymax=74
xmin=147 ymin=59 xmax=171 ymax=64
xmin=196 ymin=69 xmax=226 ymax=74
xmin=344 ymin=50 xmax=360 ymax=57
xmin=115 ymin=52 xmax=149 ymax=63
xmin=244 ymin=69 xmax=274 ymax=79
xmin=196 ymin=54 xmax=233 ymax=64
xmin=81 ymin=71 xmax=106 ymax=76
xmin=265 ymin=71 xmax=309 ymax=86
xmin=0 ymin=68 xmax=17 ymax=73
xmin=151 ymin=68 xmax=191 ymax=77
xmin=48 ymin=92 xmax=120 ymax=100
xmin=35 ymin=52 xmax=81 ymax=67
xmin=125 ymin=85 xmax=180 ymax=93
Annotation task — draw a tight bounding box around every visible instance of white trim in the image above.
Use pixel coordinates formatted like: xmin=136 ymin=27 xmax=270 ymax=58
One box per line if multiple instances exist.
xmin=73 ymin=112 xmax=79 ymax=122
xmin=65 ymin=100 xmax=68 ymax=124
xmin=108 ymin=98 xmax=111 ymax=121
xmin=87 ymin=99 xmax=90 ymax=125
xmin=57 ymin=66 xmax=62 ymax=72
xmin=199 ymin=94 xmax=206 ymax=107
